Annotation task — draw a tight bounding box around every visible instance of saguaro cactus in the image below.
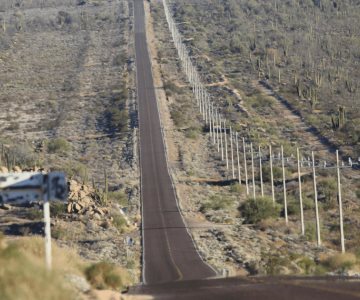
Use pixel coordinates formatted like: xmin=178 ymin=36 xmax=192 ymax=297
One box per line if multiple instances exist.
xmin=331 ymin=106 xmax=346 ymax=130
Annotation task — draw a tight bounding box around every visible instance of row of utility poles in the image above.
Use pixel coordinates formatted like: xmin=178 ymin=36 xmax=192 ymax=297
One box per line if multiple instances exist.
xmin=161 ymin=0 xmax=355 ymax=253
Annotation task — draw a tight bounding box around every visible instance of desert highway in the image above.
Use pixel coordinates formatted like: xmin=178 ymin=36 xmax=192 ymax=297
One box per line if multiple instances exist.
xmin=134 ymin=0 xmax=216 ymax=285
xmin=132 ymin=0 xmax=360 ymax=298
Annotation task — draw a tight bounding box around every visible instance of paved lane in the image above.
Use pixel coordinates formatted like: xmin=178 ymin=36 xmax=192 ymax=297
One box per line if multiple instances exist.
xmin=130 ymin=276 xmax=360 ymax=299
xmin=133 ymin=0 xmax=216 ymax=284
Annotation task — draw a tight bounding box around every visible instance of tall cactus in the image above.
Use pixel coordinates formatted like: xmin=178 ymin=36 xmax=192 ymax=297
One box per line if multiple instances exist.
xmin=331 ymin=106 xmax=346 ymax=130
xmin=104 ymin=169 xmax=108 ymax=205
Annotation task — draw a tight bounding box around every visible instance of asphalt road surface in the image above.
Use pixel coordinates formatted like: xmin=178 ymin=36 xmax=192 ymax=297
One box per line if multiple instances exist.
xmin=132 ymin=0 xmax=360 ymax=298
xmin=134 ymin=0 xmax=216 ymax=285
xmin=130 ymin=276 xmax=360 ymax=299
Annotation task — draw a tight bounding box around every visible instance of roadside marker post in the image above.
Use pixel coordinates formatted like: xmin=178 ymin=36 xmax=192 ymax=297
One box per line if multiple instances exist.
xmin=235 ymin=133 xmax=241 ymax=185
xmin=259 ymin=146 xmax=264 ymax=197
xmin=312 ymin=152 xmax=321 ymax=247
xmin=243 ymin=138 xmax=249 ymax=195
xmin=269 ymin=145 xmax=275 ymax=204
xmin=336 ymin=150 xmax=345 ymax=253
xmin=224 ymin=121 xmax=229 ymax=170
xmin=0 ymin=172 xmax=67 ymax=270
xmin=297 ymin=148 xmax=305 ymax=236
xmin=230 ymin=127 xmax=235 ymax=179
xmin=250 ymin=143 xmax=256 ymax=199
xmin=281 ymin=145 xmax=288 ymax=224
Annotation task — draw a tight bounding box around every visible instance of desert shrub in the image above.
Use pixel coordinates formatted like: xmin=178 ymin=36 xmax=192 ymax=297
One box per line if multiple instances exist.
xmin=305 ymin=222 xmax=316 ymax=241
xmin=302 ymin=196 xmax=315 ymax=210
xmin=239 ymin=196 xmax=280 ymax=224
xmin=262 ymin=166 xmax=283 ymax=182
xmin=126 ymin=259 xmax=136 ymax=269
xmin=318 ymin=178 xmax=337 ymax=209
xmin=26 ymin=207 xmax=43 ymax=220
xmin=113 ymin=53 xmax=127 ymax=66
xmin=200 ymin=195 xmax=233 ymax=213
xmin=53 ymin=161 xmax=88 ymax=181
xmin=261 ymin=251 xmax=291 ymax=275
xmin=229 ymin=183 xmax=244 ymax=194
xmin=5 ymin=122 xmax=20 ymax=131
xmin=297 ymin=256 xmax=316 ymax=275
xmin=105 ymin=107 xmax=128 ymax=133
xmin=57 ymin=11 xmax=72 ymax=26
xmin=50 ymin=202 xmax=66 ymax=217
xmin=85 ymin=261 xmax=127 ymax=290
xmin=163 ymin=80 xmax=183 ymax=98
xmin=321 ymin=253 xmax=357 ymax=272
xmin=108 ymin=191 xmax=127 ymax=206
xmin=112 ymin=214 xmax=127 ymax=233
xmin=10 ymin=142 xmax=37 ymax=167
xmin=170 ymin=104 xmax=188 ymax=128
xmin=286 ymin=196 xmax=300 ymax=216
xmin=47 ymin=138 xmax=70 ymax=154
xmin=185 ymin=127 xmax=200 ymax=139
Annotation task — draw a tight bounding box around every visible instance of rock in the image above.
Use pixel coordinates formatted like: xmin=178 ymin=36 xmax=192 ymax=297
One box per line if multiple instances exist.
xmin=65 ymin=274 xmax=91 ymax=293
xmin=67 ymin=203 xmax=72 ymax=214
xmin=94 ymin=208 xmax=105 ymax=216
xmin=93 ymin=213 xmax=101 ymax=221
xmin=78 ymin=190 xmax=87 ymax=200
xmin=0 ymin=167 xmax=8 ymax=173
xmin=13 ymin=166 xmax=22 ymax=173
xmin=0 ymin=204 xmax=11 ymax=210
xmin=73 ymin=203 xmax=82 ymax=213
xmin=78 ymin=197 xmax=92 ymax=208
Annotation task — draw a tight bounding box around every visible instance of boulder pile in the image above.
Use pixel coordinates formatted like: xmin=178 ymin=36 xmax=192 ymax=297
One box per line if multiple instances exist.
xmin=67 ymin=180 xmax=107 ymax=220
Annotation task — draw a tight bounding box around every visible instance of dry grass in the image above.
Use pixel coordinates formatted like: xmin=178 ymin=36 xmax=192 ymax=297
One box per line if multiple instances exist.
xmin=0 ymin=235 xmax=132 ymax=299
xmin=0 ymin=236 xmax=80 ymax=300
xmin=320 ymin=253 xmax=357 ymax=271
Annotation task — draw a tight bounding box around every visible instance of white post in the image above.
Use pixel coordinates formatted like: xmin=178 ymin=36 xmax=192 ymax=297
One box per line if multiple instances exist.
xmin=269 ymin=145 xmax=275 ymax=204
xmin=224 ymin=121 xmax=229 ymax=170
xmin=216 ymin=109 xmax=220 ymax=152
xmin=243 ymin=138 xmax=249 ymax=195
xmin=259 ymin=146 xmax=264 ymax=197
xmin=43 ymin=198 xmax=52 ymax=271
xmin=236 ymin=133 xmax=241 ymax=185
xmin=220 ymin=119 xmax=224 ymax=160
xmin=204 ymin=95 xmax=208 ymax=124
xmin=297 ymin=148 xmax=305 ymax=235
xmin=336 ymin=150 xmax=345 ymax=253
xmin=230 ymin=127 xmax=235 ymax=179
xmin=202 ymin=90 xmax=206 ymax=121
xmin=209 ymin=102 xmax=213 ymax=139
xmin=281 ymin=145 xmax=288 ymax=224
xmin=212 ymin=104 xmax=216 ymax=144
xmin=199 ymin=86 xmax=203 ymax=113
xmin=312 ymin=151 xmax=321 ymax=247
xmin=251 ymin=143 xmax=256 ymax=199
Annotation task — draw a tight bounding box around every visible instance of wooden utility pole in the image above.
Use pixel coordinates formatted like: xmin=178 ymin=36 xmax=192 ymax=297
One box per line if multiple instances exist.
xmin=336 ymin=150 xmax=345 ymax=253
xmin=269 ymin=145 xmax=275 ymax=204
xmin=212 ymin=104 xmax=216 ymax=144
xmin=209 ymin=102 xmax=213 ymax=139
xmin=243 ymin=138 xmax=249 ymax=195
xmin=236 ymin=133 xmax=241 ymax=185
xmin=259 ymin=146 xmax=264 ymax=197
xmin=297 ymin=148 xmax=305 ymax=235
xmin=220 ymin=119 xmax=224 ymax=160
xmin=216 ymin=109 xmax=220 ymax=152
xmin=230 ymin=127 xmax=235 ymax=179
xmin=281 ymin=145 xmax=288 ymax=224
xmin=312 ymin=151 xmax=321 ymax=247
xmin=224 ymin=121 xmax=229 ymax=170
xmin=251 ymin=143 xmax=256 ymax=199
